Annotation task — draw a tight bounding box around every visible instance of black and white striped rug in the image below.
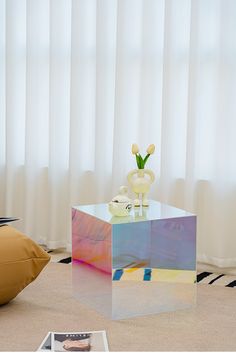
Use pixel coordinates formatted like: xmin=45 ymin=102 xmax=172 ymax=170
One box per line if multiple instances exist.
xmin=54 ymin=255 xmax=236 ymax=288
xmin=196 ymin=271 xmax=236 ymax=287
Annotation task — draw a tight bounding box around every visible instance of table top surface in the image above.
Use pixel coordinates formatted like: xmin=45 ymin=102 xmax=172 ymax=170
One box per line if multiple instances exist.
xmin=73 ymin=200 xmax=195 ymax=225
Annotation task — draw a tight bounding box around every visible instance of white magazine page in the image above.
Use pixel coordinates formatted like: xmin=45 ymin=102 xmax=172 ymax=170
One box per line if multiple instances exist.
xmin=51 ymin=330 xmax=109 ymax=352
xmin=37 ymin=332 xmax=52 ymax=351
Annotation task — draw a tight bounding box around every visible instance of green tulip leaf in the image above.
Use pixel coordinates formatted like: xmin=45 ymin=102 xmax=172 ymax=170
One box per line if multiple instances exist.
xmin=139 ymin=154 xmax=144 ymax=169
xmin=143 ymin=154 xmax=150 ymax=166
xmin=135 ymin=154 xmax=140 ymax=168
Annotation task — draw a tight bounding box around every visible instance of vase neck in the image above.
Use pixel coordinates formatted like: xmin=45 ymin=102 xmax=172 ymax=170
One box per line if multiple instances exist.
xmin=137 ymin=169 xmax=145 ymax=177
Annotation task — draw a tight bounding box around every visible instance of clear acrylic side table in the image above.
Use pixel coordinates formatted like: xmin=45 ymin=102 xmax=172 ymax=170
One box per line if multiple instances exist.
xmin=72 ymin=200 xmax=196 ymax=320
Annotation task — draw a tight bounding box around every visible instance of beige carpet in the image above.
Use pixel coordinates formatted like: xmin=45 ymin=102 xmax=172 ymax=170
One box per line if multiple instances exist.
xmin=0 ymin=263 xmax=236 ymax=352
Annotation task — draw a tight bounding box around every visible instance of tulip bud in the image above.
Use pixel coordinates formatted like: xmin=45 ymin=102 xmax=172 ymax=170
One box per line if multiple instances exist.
xmin=132 ymin=143 xmax=139 ymax=155
xmin=146 ymin=144 xmax=155 ymax=155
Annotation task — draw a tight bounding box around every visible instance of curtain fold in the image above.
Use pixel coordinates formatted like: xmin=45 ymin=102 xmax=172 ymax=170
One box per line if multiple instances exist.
xmin=0 ymin=0 xmax=236 ymax=266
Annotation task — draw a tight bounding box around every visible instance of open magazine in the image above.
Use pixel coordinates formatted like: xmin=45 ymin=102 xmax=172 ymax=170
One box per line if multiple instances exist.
xmin=0 ymin=217 xmax=19 ymax=224
xmin=38 ymin=331 xmax=109 ymax=352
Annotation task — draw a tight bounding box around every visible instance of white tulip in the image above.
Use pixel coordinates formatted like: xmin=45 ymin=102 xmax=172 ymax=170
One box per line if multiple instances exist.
xmin=132 ymin=143 xmax=139 ymax=155
xmin=146 ymin=144 xmax=155 ymax=155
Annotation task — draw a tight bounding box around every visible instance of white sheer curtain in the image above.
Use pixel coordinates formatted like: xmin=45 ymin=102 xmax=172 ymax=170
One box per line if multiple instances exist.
xmin=0 ymin=0 xmax=236 ymax=267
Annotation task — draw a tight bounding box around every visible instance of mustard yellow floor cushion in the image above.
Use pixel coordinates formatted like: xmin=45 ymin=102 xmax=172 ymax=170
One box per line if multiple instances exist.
xmin=0 ymin=225 xmax=50 ymax=305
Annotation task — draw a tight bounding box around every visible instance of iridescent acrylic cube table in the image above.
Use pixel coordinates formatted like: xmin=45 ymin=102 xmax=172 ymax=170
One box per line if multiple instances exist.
xmin=72 ymin=200 xmax=196 ymax=320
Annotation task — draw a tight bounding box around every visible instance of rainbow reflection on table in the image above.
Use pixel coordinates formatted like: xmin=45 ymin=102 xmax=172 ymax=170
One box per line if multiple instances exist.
xmin=72 ymin=200 xmax=196 ymax=320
